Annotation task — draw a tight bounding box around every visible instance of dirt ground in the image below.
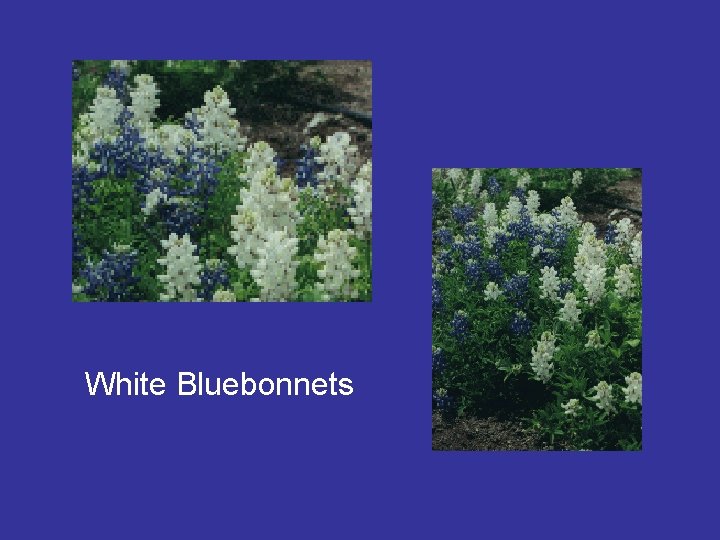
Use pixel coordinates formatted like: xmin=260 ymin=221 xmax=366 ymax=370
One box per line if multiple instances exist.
xmin=235 ymin=61 xmax=372 ymax=177
xmin=432 ymin=412 xmax=550 ymax=451
xmin=578 ymin=174 xmax=643 ymax=235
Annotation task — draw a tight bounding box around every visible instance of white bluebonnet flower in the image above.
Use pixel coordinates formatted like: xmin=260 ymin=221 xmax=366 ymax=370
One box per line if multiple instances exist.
xmin=561 ymin=398 xmax=581 ymax=418
xmin=194 ymin=86 xmax=245 ymax=156
xmin=129 ymin=74 xmax=160 ymax=131
xmin=573 ymin=234 xmax=607 ymax=279
xmin=574 ymin=233 xmax=607 ymax=305
xmin=110 ymin=60 xmax=131 ymax=74
xmin=484 ymin=281 xmax=502 ymax=301
xmin=157 ymin=233 xmax=201 ymax=301
xmin=502 ymin=196 xmax=523 ymax=224
xmin=585 ymin=329 xmax=603 ymax=349
xmin=482 ymin=202 xmax=498 ymax=229
xmin=74 ymin=86 xmax=123 ymax=158
xmin=588 ymin=381 xmax=615 ymax=413
xmin=469 ymin=169 xmax=483 ymax=196
xmin=447 ymin=168 xmax=464 ymax=182
xmin=228 ymin=164 xmax=300 ymax=271
xmin=630 ymin=231 xmax=642 ymax=268
xmin=314 ymin=229 xmax=360 ymax=301
xmin=534 ymin=212 xmax=557 ymax=233
xmin=530 ymin=331 xmax=556 ymax=383
xmin=525 ymin=190 xmax=540 ymax=217
xmin=243 ymin=141 xmax=277 ymax=181
xmin=555 ymin=197 xmax=581 ymax=229
xmin=250 ymin=229 xmax=299 ymax=301
xmin=582 ymin=263 xmax=606 ymax=305
xmin=142 ymin=188 xmax=168 ymax=216
xmin=517 ymin=172 xmax=531 ymax=190
xmin=558 ymin=292 xmax=581 ymax=326
xmin=485 ymin=225 xmax=503 ymax=249
xmin=622 ymin=372 xmax=642 ymax=404
xmin=540 ymin=266 xmax=560 ymax=301
xmin=347 ymin=159 xmax=372 ymax=237
xmin=614 ymin=263 xmax=635 ymax=298
xmin=571 ymin=170 xmax=583 ymax=188
xmin=615 ymin=218 xmax=635 ymax=247
xmin=146 ymin=124 xmax=196 ymax=163
xmin=316 ymin=132 xmax=360 ymax=204
xmin=212 ymin=289 xmax=236 ymax=302
xmin=579 ymin=222 xmax=597 ymax=243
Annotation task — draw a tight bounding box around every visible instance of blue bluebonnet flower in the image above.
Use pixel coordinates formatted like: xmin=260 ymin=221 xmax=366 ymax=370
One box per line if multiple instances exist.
xmin=549 ymin=222 xmax=570 ymax=248
xmin=605 ymin=223 xmax=617 ymax=244
xmin=512 ymin=187 xmax=526 ymax=203
xmin=538 ymin=249 xmax=560 ymax=269
xmin=463 ymin=222 xmax=479 ymax=238
xmin=452 ymin=204 xmax=475 ymax=226
xmin=451 ymin=310 xmax=469 ymax=340
xmin=432 ymin=388 xmax=453 ymax=411
xmin=510 ymin=312 xmax=532 ymax=336
xmin=487 ymin=176 xmax=501 ymax=197
xmin=432 ymin=347 xmax=446 ymax=374
xmin=433 ymin=227 xmax=453 ymax=246
xmin=507 ymin=208 xmax=536 ymax=241
xmin=72 ymin=226 xmax=84 ymax=267
xmin=184 ymin=112 xmax=202 ymax=139
xmin=72 ymin=62 xmax=80 ymax=81
xmin=432 ymin=191 xmax=440 ymax=217
xmin=172 ymin=147 xmax=221 ymax=199
xmin=156 ymin=199 xmax=202 ymax=236
xmin=432 ymin=276 xmax=443 ymax=312
xmin=530 ymin=220 xmax=570 ymax=268
xmin=103 ymin=66 xmax=128 ymax=102
xmin=273 ymin=155 xmax=285 ymax=175
xmin=90 ymin=108 xmax=145 ymax=179
xmin=437 ymin=249 xmax=454 ymax=271
xmin=295 ymin=144 xmax=323 ymax=187
xmin=457 ymin=238 xmax=483 ymax=261
xmin=465 ymin=259 xmax=483 ymax=285
xmin=199 ymin=259 xmax=230 ymax=301
xmin=72 ymin=164 xmax=102 ymax=206
xmin=486 ymin=256 xmax=504 ymax=281
xmin=503 ymin=272 xmax=529 ymax=308
xmin=558 ymin=279 xmax=573 ymax=299
xmin=80 ymin=247 xmax=139 ymax=301
xmin=492 ymin=231 xmax=510 ymax=254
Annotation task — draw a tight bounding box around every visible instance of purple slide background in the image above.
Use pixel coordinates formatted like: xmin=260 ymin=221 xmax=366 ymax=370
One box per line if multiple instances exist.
xmin=3 ymin=1 xmax=718 ymax=537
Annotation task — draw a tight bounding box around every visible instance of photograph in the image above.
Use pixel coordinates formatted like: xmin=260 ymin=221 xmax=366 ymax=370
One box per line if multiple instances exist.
xmin=432 ymin=168 xmax=642 ymax=450
xmin=72 ymin=60 xmax=372 ymax=302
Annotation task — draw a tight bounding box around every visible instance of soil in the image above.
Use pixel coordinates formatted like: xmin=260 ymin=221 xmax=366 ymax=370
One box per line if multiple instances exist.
xmin=234 ymin=61 xmax=372 ymax=177
xmin=577 ymin=174 xmax=643 ymax=235
xmin=432 ymin=412 xmax=550 ymax=451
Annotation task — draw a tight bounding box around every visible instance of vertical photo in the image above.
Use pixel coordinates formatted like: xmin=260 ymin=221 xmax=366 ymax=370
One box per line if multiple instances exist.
xmin=432 ymin=168 xmax=642 ymax=450
xmin=72 ymin=60 xmax=372 ymax=302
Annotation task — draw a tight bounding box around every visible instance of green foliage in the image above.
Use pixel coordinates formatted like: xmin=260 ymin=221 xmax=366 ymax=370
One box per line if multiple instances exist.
xmin=74 ymin=60 xmax=321 ymax=123
xmin=481 ymin=167 xmax=635 ymax=210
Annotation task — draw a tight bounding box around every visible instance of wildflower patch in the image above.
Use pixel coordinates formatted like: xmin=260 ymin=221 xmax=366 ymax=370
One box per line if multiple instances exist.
xmin=72 ymin=60 xmax=372 ymax=302
xmin=432 ymin=168 xmax=642 ymax=450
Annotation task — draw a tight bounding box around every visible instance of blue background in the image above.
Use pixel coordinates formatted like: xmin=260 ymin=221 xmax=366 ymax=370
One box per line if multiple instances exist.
xmin=4 ymin=0 xmax=718 ymax=537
